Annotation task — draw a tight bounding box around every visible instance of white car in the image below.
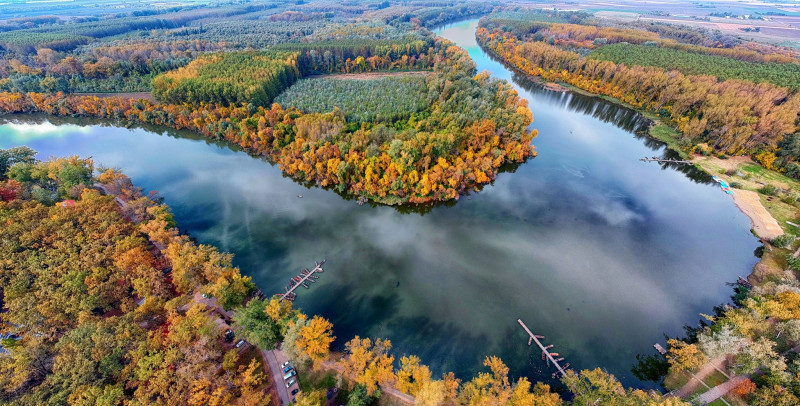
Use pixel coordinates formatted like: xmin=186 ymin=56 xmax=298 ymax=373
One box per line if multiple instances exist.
xmin=285 ymin=378 xmax=296 ymax=388
xmin=281 ymin=361 xmax=291 ymax=368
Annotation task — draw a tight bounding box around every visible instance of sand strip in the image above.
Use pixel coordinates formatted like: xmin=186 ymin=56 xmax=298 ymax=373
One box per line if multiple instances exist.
xmin=731 ymin=189 xmax=783 ymax=240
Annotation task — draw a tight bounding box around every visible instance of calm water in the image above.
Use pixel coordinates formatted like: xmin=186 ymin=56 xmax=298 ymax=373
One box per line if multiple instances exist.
xmin=0 ymin=20 xmax=758 ymax=389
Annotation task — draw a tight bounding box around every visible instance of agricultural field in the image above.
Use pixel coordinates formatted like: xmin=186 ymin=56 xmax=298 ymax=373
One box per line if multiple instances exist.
xmin=588 ymin=42 xmax=800 ymax=89
xmin=275 ymin=74 xmax=430 ymax=122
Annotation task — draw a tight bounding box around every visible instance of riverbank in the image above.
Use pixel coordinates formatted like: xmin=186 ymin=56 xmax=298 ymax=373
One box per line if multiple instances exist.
xmin=476 ymin=34 xmax=799 ymax=293
xmin=564 ymin=79 xmax=795 ymax=278
xmin=524 ymin=64 xmax=793 ymax=236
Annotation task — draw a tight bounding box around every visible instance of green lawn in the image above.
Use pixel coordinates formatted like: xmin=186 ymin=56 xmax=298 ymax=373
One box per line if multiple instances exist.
xmin=296 ymin=363 xmax=337 ymax=394
xmin=663 ymin=370 xmax=692 ymax=391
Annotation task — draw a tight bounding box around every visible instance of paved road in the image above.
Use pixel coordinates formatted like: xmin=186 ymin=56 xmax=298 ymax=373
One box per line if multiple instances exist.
xmin=674 ymin=357 xmax=725 ymax=398
xmin=264 ymin=348 xmax=295 ymax=406
xmin=696 ymin=375 xmax=747 ymax=405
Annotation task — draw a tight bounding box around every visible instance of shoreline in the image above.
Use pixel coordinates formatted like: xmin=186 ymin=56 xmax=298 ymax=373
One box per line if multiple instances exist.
xmin=566 ymin=84 xmax=790 ymax=280
xmin=730 ymin=189 xmax=784 ymax=240
xmin=476 ymin=40 xmax=793 ymax=280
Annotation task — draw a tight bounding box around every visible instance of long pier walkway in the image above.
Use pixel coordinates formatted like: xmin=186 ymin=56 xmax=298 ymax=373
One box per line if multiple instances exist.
xmin=640 ymin=157 xmax=693 ymax=165
xmin=517 ymin=319 xmax=568 ymax=378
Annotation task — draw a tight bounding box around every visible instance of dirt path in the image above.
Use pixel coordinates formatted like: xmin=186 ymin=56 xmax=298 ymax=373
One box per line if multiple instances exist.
xmin=731 ymin=189 xmax=783 ymax=240
xmin=75 ymin=92 xmax=154 ymax=101
xmin=309 ymin=71 xmax=430 ymax=81
xmin=702 ymin=156 xmax=753 ymax=173
xmin=674 ymin=358 xmax=726 ymax=398
xmin=696 ymin=375 xmax=748 ymax=405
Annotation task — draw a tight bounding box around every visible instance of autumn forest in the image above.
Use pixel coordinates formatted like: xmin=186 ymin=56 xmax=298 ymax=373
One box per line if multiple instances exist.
xmin=2 ymin=1 xmax=800 ymax=406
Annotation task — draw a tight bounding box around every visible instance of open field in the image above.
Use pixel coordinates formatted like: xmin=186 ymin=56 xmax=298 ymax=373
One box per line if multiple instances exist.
xmin=506 ymin=0 xmax=800 ymax=45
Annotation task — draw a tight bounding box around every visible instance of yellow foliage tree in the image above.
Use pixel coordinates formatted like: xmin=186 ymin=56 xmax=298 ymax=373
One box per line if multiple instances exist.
xmin=295 ymin=315 xmax=335 ymax=368
xmin=666 ymin=339 xmax=707 ymax=372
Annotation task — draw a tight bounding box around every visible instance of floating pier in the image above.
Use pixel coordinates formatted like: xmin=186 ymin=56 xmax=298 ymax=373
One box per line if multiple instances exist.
xmin=654 ymin=343 xmax=667 ymax=355
xmin=517 ymin=319 xmax=569 ymax=378
xmin=277 ymin=260 xmax=326 ymax=301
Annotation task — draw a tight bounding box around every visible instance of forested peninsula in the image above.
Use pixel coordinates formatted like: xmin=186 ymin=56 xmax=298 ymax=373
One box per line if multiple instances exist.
xmin=0 ymin=2 xmax=537 ymax=205
xmin=3 ymin=1 xmax=800 ymax=405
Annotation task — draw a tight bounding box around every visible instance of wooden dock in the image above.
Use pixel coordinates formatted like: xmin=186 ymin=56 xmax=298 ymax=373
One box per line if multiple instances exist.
xmin=640 ymin=157 xmax=693 ymax=165
xmin=278 ymin=260 xmax=325 ymax=301
xmin=517 ymin=319 xmax=568 ymax=377
xmin=654 ymin=343 xmax=667 ymax=355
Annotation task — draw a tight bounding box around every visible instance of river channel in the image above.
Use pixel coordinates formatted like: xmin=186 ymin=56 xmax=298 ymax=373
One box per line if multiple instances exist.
xmin=0 ymin=19 xmax=759 ymax=388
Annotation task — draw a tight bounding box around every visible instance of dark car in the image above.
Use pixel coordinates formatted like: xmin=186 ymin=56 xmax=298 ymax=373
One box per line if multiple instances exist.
xmin=224 ymin=329 xmax=234 ymax=342
xmin=291 ymin=389 xmax=299 ymax=396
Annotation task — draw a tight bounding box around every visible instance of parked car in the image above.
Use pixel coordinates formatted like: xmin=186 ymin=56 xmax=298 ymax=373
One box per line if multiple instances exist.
xmin=291 ymin=389 xmax=299 ymax=396
xmin=235 ymin=340 xmax=246 ymax=348
xmin=201 ymin=293 xmax=212 ymax=299
xmin=285 ymin=379 xmax=295 ymax=388
xmin=283 ymin=370 xmax=296 ymax=380
xmin=224 ymin=329 xmax=234 ymax=342
xmin=283 ymin=366 xmax=293 ymax=374
xmin=281 ymin=361 xmax=290 ymax=368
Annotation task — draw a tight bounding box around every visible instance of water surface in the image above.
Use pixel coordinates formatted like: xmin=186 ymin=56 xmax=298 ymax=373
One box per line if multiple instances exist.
xmin=0 ymin=20 xmax=758 ymax=388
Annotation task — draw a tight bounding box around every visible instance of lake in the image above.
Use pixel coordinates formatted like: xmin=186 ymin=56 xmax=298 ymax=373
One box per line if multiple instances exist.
xmin=0 ymin=19 xmax=759 ymax=389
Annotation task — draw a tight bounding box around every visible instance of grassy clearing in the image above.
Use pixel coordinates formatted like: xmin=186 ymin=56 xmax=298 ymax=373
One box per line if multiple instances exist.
xmin=275 ymin=75 xmax=430 ymax=122
xmin=663 ymin=370 xmax=692 ymax=391
xmin=296 ymin=363 xmax=337 ymax=394
xmin=695 ymin=156 xmax=800 ymax=234
xmin=704 ymin=370 xmax=729 ymax=388
xmin=647 ymin=122 xmax=687 ymax=159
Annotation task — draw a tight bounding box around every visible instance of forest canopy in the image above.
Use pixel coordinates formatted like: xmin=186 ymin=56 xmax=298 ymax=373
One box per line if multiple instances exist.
xmin=151 ymin=51 xmax=302 ymax=107
xmin=274 ymin=75 xmax=430 ymax=122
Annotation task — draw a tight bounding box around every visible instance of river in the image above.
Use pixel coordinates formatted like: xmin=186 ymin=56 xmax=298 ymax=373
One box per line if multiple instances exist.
xmin=0 ymin=19 xmax=759 ymax=388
